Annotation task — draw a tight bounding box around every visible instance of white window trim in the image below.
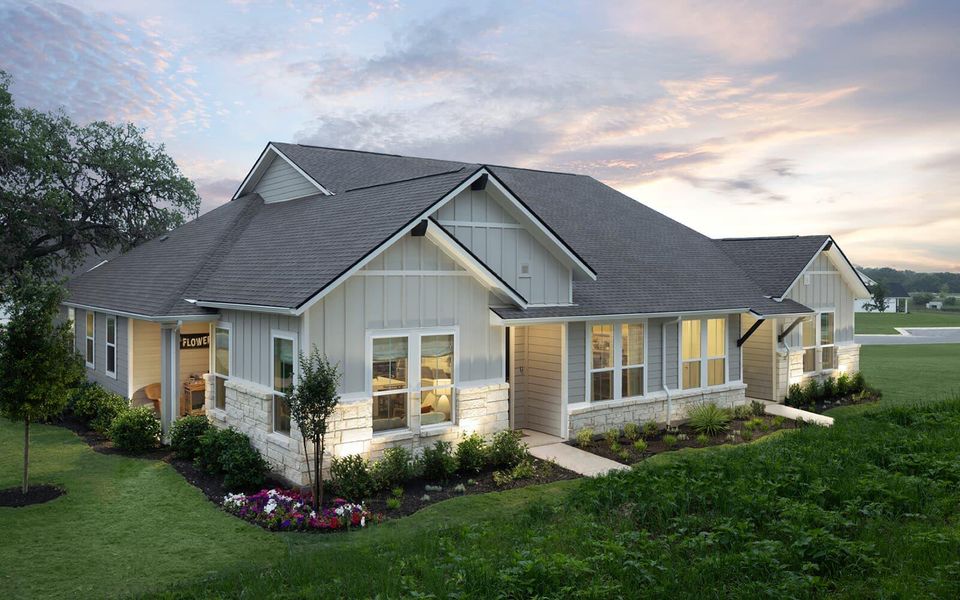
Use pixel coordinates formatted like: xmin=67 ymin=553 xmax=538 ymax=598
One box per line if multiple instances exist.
xmin=105 ymin=315 xmax=117 ymax=379
xmin=365 ymin=326 xmax=459 ymax=436
xmin=212 ymin=321 xmax=232 ymax=411
xmin=270 ymin=330 xmax=298 ymax=436
xmin=819 ymin=310 xmax=837 ymax=372
xmin=585 ymin=320 xmax=648 ymax=404
xmin=85 ymin=312 xmax=95 ymax=369
xmin=678 ymin=316 xmax=728 ymax=392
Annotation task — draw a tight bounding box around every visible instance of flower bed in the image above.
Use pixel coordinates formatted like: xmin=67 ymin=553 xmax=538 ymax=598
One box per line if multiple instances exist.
xmin=223 ymin=488 xmax=381 ymax=532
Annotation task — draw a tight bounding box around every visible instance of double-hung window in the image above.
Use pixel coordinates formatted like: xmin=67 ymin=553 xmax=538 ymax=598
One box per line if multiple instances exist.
xmin=802 ymin=316 xmax=817 ymax=373
xmin=588 ymin=322 xmax=645 ymax=402
xmin=105 ymin=316 xmax=117 ymax=378
xmin=85 ymin=312 xmax=95 ymax=369
xmin=420 ymin=334 xmax=455 ymax=426
xmin=682 ymin=317 xmax=727 ymax=389
xmin=820 ymin=312 xmax=836 ymax=371
xmin=372 ymin=336 xmax=410 ymax=433
xmin=271 ymin=333 xmax=296 ymax=435
xmin=213 ymin=323 xmax=231 ymax=410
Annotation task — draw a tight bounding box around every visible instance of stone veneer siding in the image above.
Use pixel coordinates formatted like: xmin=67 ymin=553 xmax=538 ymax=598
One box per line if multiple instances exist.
xmin=774 ymin=343 xmax=860 ymax=401
xmin=205 ymin=375 xmax=510 ymax=485
xmin=567 ymin=382 xmax=748 ymax=438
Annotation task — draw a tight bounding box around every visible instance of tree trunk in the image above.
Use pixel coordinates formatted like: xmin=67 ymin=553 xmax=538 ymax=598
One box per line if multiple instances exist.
xmin=316 ymin=435 xmax=324 ymax=510
xmin=22 ymin=416 xmax=30 ymax=494
xmin=301 ymin=435 xmax=314 ymax=494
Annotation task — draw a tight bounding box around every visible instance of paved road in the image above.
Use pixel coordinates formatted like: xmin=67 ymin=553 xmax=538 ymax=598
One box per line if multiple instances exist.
xmin=856 ymin=327 xmax=960 ymax=345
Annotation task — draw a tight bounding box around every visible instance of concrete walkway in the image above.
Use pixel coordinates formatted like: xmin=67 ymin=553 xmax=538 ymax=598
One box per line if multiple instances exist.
xmin=759 ymin=401 xmax=834 ymax=427
xmin=528 ymin=440 xmax=628 ymax=477
xmin=856 ymin=326 xmax=960 ymax=345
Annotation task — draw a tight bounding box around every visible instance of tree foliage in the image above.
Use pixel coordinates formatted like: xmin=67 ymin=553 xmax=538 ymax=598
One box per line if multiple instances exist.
xmin=287 ymin=347 xmax=341 ymax=510
xmin=0 ymin=71 xmax=200 ymax=284
xmin=0 ymin=271 xmax=84 ymax=492
xmin=868 ymin=282 xmax=888 ymax=313
xmin=860 ymin=266 xmax=960 ymax=294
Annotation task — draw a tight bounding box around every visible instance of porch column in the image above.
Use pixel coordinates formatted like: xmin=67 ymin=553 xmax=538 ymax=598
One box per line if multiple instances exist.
xmin=159 ymin=323 xmax=181 ymax=441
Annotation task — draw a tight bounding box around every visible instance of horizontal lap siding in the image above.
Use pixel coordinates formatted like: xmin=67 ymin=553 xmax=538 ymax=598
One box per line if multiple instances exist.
xmin=253 ymin=157 xmax=318 ymax=203
xmin=515 ymin=324 xmax=563 ymax=436
xmin=740 ymin=315 xmax=773 ymax=400
xmin=131 ymin=319 xmax=162 ymax=403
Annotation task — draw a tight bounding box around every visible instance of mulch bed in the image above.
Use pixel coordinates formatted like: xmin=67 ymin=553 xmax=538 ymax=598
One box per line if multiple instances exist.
xmin=0 ymin=484 xmax=65 ymax=507
xmin=166 ymin=457 xmax=288 ymax=505
xmin=788 ymin=391 xmax=882 ymax=414
xmin=573 ymin=414 xmax=798 ymax=466
xmin=50 ymin=413 xmax=170 ymax=459
xmin=363 ymin=458 xmax=581 ymax=519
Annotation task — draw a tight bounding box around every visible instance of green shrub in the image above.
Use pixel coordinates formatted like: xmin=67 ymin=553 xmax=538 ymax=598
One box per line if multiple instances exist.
xmin=170 ymin=415 xmax=211 ymax=460
xmin=633 ymin=439 xmax=648 ymax=453
xmin=804 ymin=378 xmax=823 ymax=403
xmin=385 ymin=497 xmax=401 ymax=510
xmin=488 ymin=430 xmax=528 ymax=468
xmin=623 ymin=422 xmax=641 ymax=441
xmin=772 ymin=415 xmax=786 ymax=428
xmin=835 ymin=372 xmax=852 ymax=397
xmin=195 ymin=427 xmax=268 ymax=490
xmin=372 ymin=447 xmax=415 ymax=489
xmin=750 ymin=400 xmax=766 ymax=417
xmin=455 ymin=433 xmax=488 ymax=474
xmin=391 ymin=486 xmax=404 ymax=499
xmin=851 ymin=372 xmax=866 ymax=394
xmin=733 ymin=404 xmax=753 ymax=419
xmin=642 ymin=420 xmax=659 ymax=438
xmin=420 ymin=441 xmax=457 ymax=481
xmin=662 ymin=434 xmax=678 ymax=449
xmin=741 ymin=429 xmax=754 ymax=442
xmin=786 ymin=383 xmax=805 ymax=408
xmin=822 ymin=376 xmax=837 ymax=399
xmin=610 ymin=441 xmax=621 ymax=452
xmin=603 ymin=429 xmax=620 ymax=446
xmin=687 ymin=402 xmax=731 ymax=436
xmin=695 ymin=433 xmax=709 ymax=446
xmin=71 ymin=383 xmax=129 ymax=433
xmin=493 ymin=458 xmax=536 ymax=487
xmin=66 ymin=381 xmax=96 ymax=415
xmin=331 ymin=454 xmax=374 ymax=501
xmin=576 ymin=427 xmax=594 ymax=449
xmin=109 ymin=407 xmax=160 ymax=453
xmin=617 ymin=449 xmax=630 ymax=461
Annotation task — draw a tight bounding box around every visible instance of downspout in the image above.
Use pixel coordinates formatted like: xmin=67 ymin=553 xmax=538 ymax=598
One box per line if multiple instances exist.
xmin=663 ymin=317 xmax=680 ymax=427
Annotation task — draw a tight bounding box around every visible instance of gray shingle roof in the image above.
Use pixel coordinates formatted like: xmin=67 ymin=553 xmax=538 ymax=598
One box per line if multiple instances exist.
xmin=67 ymin=144 xmax=815 ymax=319
xmin=715 ymin=235 xmax=830 ymax=298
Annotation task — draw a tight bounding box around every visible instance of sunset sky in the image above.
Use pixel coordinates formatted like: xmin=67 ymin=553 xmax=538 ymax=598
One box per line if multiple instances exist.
xmin=2 ymin=0 xmax=958 ymax=271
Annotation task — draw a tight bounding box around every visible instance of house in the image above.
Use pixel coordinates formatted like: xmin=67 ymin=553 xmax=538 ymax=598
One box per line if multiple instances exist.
xmin=855 ymin=271 xmax=909 ymax=313
xmin=928 ymin=301 xmax=944 ymax=310
xmin=62 ymin=143 xmax=870 ymax=484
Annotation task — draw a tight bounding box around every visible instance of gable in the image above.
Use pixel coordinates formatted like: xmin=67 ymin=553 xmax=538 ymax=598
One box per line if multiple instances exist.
xmin=432 ymin=186 xmax=573 ymax=306
xmin=783 ymin=244 xmax=871 ymax=301
xmin=253 ymin=155 xmax=321 ymax=203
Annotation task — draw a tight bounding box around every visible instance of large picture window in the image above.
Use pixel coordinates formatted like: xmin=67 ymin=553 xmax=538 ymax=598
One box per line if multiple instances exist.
xmin=213 ymin=324 xmax=231 ymax=410
xmin=372 ymin=336 xmax=409 ymax=432
xmin=420 ymin=334 xmax=454 ymax=426
xmin=587 ymin=321 xmax=645 ymax=402
xmin=682 ymin=317 xmax=728 ymax=389
xmin=85 ymin=312 xmax=95 ymax=368
xmin=105 ymin=316 xmax=117 ymax=378
xmin=272 ymin=334 xmax=296 ymax=435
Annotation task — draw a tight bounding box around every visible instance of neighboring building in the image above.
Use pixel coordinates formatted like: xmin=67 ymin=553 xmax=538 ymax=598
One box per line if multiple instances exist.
xmin=928 ymin=301 xmax=944 ymax=310
xmin=63 ymin=143 xmax=870 ymax=484
xmin=854 ymin=271 xmax=909 ymax=313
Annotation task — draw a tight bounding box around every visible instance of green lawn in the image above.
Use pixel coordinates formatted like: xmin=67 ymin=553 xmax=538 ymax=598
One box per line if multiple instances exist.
xmin=858 ymin=344 xmax=960 ymax=404
xmin=0 ymin=421 xmax=284 ymax=599
xmin=855 ymin=310 xmax=960 ymax=334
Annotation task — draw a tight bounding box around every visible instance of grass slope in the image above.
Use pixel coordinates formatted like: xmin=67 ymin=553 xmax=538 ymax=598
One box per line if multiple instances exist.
xmin=858 ymin=344 xmax=960 ymax=405
xmin=855 ymin=311 xmax=960 ymax=334
xmin=0 ymin=421 xmax=283 ymax=600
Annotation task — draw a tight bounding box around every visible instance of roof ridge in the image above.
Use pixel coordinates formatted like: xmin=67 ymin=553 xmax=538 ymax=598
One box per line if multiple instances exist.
xmin=344 ymin=167 xmax=469 ymax=192
xmin=717 ymin=234 xmax=830 ymax=242
xmin=485 ymin=164 xmax=588 ymax=177
xmin=275 ymin=141 xmax=470 ymax=165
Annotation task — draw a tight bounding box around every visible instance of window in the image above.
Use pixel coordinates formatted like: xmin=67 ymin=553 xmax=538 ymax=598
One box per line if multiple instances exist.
xmin=68 ymin=308 xmax=75 ymax=337
xmin=420 ymin=334 xmax=454 ymax=426
xmin=621 ymin=323 xmax=644 ymax=397
xmin=105 ymin=316 xmax=117 ymax=378
xmin=85 ymin=312 xmax=95 ymax=368
xmin=802 ymin=316 xmax=816 ymax=373
xmin=682 ymin=317 xmax=728 ymax=389
xmin=586 ymin=321 xmax=645 ymax=402
xmin=213 ymin=324 xmax=231 ymax=410
xmin=590 ymin=324 xmax=614 ymax=402
xmin=820 ymin=312 xmax=836 ymax=370
xmin=681 ymin=319 xmax=701 ymax=390
xmin=706 ymin=318 xmax=726 ymax=386
xmin=272 ymin=334 xmax=296 ymax=435
xmin=372 ymin=337 xmax=409 ymax=432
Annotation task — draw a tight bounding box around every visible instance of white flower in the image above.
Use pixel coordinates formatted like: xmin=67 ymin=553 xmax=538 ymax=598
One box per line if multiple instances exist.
xmin=361 ymin=516 xmax=366 ymax=527
xmin=264 ymin=499 xmax=277 ymax=514
xmin=223 ymin=493 xmax=247 ymax=508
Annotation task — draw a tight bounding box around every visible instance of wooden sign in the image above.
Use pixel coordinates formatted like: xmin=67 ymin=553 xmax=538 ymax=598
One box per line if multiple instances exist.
xmin=180 ymin=333 xmax=210 ymax=350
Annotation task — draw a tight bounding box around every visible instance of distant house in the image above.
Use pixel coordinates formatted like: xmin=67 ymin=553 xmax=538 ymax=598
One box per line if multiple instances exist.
xmin=855 ymin=271 xmax=909 ymax=313
xmin=927 ymin=301 xmax=944 ymax=310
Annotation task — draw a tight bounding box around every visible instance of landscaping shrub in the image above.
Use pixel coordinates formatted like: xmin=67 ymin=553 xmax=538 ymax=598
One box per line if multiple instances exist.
xmin=851 ymin=371 xmax=866 ymax=394
xmin=623 ymin=422 xmax=641 ymax=441
xmin=109 ymin=406 xmax=161 ymax=453
xmin=420 ymin=441 xmax=457 ymax=481
xmin=686 ymin=402 xmax=730 ymax=436
xmin=603 ymin=429 xmax=620 ymax=446
xmin=633 ymin=439 xmax=648 ymax=453
xmin=170 ymin=415 xmax=212 ymax=460
xmin=330 ymin=454 xmax=375 ymax=501
xmin=785 ymin=383 xmax=805 ymax=408
xmin=822 ymin=376 xmax=837 ymax=399
xmin=487 ymin=429 xmax=528 ymax=468
xmin=642 ymin=420 xmax=658 ymax=438
xmin=732 ymin=403 xmax=752 ymax=419
xmin=695 ymin=433 xmax=709 ymax=446
xmin=804 ymin=378 xmax=823 ymax=403
xmin=492 ymin=458 xmax=536 ymax=487
xmin=455 ymin=433 xmax=488 ymax=475
xmin=196 ymin=427 xmax=268 ymax=490
xmin=836 ymin=372 xmax=852 ymax=397
xmin=71 ymin=383 xmax=128 ymax=433
xmin=371 ymin=447 xmax=415 ymax=490
xmin=662 ymin=434 xmax=678 ymax=448
xmin=576 ymin=427 xmax=594 ymax=448
xmin=750 ymin=400 xmax=766 ymax=417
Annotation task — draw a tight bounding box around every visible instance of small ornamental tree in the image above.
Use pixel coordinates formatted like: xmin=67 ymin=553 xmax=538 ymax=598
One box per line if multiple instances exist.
xmin=0 ymin=271 xmax=84 ymax=493
xmin=870 ymin=282 xmax=888 ymax=313
xmin=287 ymin=347 xmax=341 ymax=511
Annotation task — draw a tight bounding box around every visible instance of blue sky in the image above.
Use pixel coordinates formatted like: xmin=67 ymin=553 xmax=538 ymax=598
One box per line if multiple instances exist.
xmin=3 ymin=0 xmax=959 ymax=271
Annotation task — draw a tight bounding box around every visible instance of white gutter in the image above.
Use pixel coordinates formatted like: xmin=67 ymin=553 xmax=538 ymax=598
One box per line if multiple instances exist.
xmin=663 ymin=316 xmax=680 ymax=427
xmin=190 ymin=299 xmax=298 ymax=316
xmin=496 ymin=307 xmax=752 ymax=326
xmin=62 ymin=301 xmax=219 ymax=323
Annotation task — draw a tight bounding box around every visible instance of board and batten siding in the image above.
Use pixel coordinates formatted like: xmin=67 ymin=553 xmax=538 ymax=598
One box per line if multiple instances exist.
xmin=566 ymin=322 xmax=585 ymax=404
xmin=252 ymin=155 xmax=319 ymax=204
xmin=512 ymin=324 xmax=564 ymax=437
xmin=307 ymin=234 xmax=505 ymax=396
xmin=218 ymin=310 xmax=300 ymax=389
xmin=74 ymin=308 xmax=129 ymax=398
xmin=740 ymin=315 xmax=773 ymax=400
xmin=433 ymin=187 xmax=572 ymax=305
xmin=782 ymin=252 xmax=856 ymax=347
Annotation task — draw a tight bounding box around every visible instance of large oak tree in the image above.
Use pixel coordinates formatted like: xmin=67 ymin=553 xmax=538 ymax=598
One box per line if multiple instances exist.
xmin=0 ymin=71 xmax=200 ymax=286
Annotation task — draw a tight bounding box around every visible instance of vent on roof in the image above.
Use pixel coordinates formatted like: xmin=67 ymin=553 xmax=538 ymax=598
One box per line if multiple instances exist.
xmin=159 ymin=235 xmax=169 ymax=242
